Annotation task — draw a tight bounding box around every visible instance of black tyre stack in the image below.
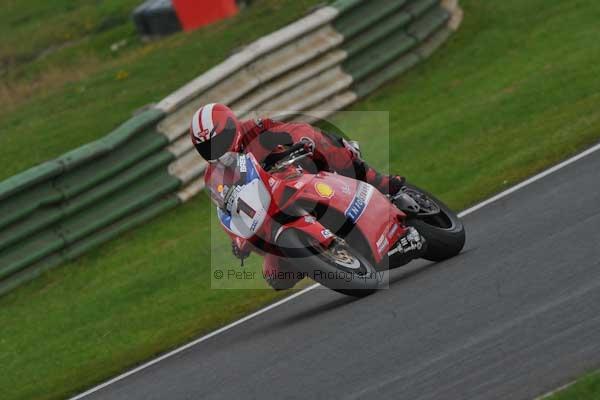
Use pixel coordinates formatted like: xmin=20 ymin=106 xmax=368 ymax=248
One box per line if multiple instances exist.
xmin=132 ymin=0 xmax=182 ymax=37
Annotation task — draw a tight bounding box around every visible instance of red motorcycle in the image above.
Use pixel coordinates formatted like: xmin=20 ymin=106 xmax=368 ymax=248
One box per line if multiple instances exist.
xmin=207 ymin=143 xmax=465 ymax=297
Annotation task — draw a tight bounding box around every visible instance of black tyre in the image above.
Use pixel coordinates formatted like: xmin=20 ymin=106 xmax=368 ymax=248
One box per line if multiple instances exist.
xmin=276 ymin=229 xmax=380 ymax=297
xmin=400 ymin=184 xmax=466 ymax=262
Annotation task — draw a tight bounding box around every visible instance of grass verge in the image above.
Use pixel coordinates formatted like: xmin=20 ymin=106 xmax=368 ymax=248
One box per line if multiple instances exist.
xmin=1 ymin=0 xmax=600 ymax=399
xmin=543 ymin=372 xmax=600 ymax=399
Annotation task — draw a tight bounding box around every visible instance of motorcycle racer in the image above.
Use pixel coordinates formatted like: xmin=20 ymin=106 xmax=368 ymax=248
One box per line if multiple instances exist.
xmin=190 ymin=103 xmax=425 ymax=290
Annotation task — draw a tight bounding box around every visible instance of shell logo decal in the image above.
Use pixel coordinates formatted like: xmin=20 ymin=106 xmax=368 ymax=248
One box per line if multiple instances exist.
xmin=315 ymin=182 xmax=334 ymax=199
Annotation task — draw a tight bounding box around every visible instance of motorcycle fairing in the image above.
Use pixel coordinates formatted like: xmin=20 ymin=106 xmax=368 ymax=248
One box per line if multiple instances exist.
xmin=217 ymin=155 xmax=271 ymax=239
xmin=278 ymin=171 xmax=408 ymax=263
xmin=274 ymin=215 xmax=335 ymax=250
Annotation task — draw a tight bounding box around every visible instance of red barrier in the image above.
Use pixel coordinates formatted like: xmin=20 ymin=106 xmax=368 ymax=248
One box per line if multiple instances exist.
xmin=172 ymin=0 xmax=238 ymax=32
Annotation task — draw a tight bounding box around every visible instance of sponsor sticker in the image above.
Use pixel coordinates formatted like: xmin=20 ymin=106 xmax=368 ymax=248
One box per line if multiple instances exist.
xmin=345 ymin=182 xmax=374 ymax=223
xmin=387 ymin=223 xmax=399 ymax=240
xmin=304 ymin=215 xmax=317 ymax=224
xmin=321 ymin=229 xmax=334 ymax=239
xmin=249 ymin=209 xmax=265 ymax=232
xmin=376 ymin=232 xmax=389 ymax=255
xmin=238 ymin=156 xmax=247 ymax=173
xmin=226 ymin=186 xmax=243 ymax=212
xmin=315 ymin=182 xmax=335 ymax=199
xmin=268 ymin=177 xmax=280 ymax=190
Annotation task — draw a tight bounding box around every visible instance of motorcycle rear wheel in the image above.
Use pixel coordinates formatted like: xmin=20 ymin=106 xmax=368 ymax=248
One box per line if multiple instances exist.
xmin=276 ymin=229 xmax=380 ymax=297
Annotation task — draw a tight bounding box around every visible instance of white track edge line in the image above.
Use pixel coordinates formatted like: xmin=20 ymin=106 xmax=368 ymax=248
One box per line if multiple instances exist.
xmin=69 ymin=284 xmax=319 ymax=400
xmin=458 ymin=141 xmax=600 ymax=217
xmin=70 ymin=141 xmax=600 ymax=399
xmin=534 ymin=380 xmax=577 ymax=399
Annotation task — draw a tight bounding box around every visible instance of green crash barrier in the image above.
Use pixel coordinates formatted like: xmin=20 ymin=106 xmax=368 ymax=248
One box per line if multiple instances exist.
xmin=344 ymin=31 xmax=417 ymax=81
xmin=0 ymin=253 xmax=64 ymax=298
xmin=0 ymin=181 xmax=63 ymax=231
xmin=0 ymin=165 xmax=180 ymax=281
xmin=330 ymin=0 xmax=363 ymax=14
xmin=0 ymin=150 xmax=174 ymax=255
xmin=405 ymin=0 xmax=439 ymax=18
xmin=407 ymin=6 xmax=450 ymax=41
xmin=416 ymin=27 xmax=453 ymax=59
xmin=0 ymin=109 xmax=165 ymax=231
xmin=0 ymin=207 xmax=63 ymax=253
xmin=343 ymin=10 xmax=412 ymax=57
xmin=54 ymin=128 xmax=169 ymax=199
xmin=63 ymin=195 xmax=180 ymax=262
xmin=57 ymin=108 xmax=165 ymax=171
xmin=60 ymin=150 xmax=174 ymax=217
xmin=333 ymin=0 xmax=408 ymax=38
xmin=0 ymin=109 xmax=166 ymax=231
xmin=0 ymin=196 xmax=179 ymax=297
xmin=0 ymin=160 xmax=63 ymax=202
xmin=58 ymin=171 xmax=180 ymax=244
xmin=354 ymin=53 xmax=421 ymax=98
xmin=0 ymin=230 xmax=65 ymax=281
xmin=0 ymin=108 xmax=168 ymax=292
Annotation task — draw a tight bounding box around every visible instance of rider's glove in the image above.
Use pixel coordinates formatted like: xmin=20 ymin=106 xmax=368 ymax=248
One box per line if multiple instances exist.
xmin=231 ymin=240 xmax=251 ymax=262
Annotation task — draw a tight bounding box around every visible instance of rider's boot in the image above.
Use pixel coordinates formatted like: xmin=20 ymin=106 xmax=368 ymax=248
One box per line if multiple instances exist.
xmin=338 ymin=139 xmax=405 ymax=196
xmin=353 ymin=159 xmax=406 ymax=196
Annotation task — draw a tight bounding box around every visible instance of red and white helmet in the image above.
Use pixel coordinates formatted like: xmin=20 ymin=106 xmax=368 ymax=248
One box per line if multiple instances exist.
xmin=190 ymin=103 xmax=240 ymax=161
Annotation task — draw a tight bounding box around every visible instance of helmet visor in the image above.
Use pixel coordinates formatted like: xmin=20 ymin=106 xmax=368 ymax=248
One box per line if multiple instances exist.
xmin=195 ymin=117 xmax=237 ymax=161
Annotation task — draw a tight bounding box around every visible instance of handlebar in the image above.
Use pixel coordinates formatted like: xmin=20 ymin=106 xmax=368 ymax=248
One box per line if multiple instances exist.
xmin=278 ymin=142 xmax=307 ymax=158
xmin=264 ymin=142 xmax=311 ymax=172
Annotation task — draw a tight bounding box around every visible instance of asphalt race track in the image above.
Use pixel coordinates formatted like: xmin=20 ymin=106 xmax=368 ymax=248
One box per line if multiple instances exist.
xmin=77 ymin=145 xmax=600 ymax=400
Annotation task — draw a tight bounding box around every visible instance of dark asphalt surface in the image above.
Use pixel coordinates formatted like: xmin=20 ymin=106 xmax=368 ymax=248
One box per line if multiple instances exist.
xmin=82 ymin=147 xmax=600 ymax=400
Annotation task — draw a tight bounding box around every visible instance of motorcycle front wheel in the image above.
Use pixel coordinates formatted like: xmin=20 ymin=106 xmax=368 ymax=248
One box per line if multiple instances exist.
xmin=276 ymin=229 xmax=380 ymax=297
xmin=400 ymin=184 xmax=466 ymax=262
